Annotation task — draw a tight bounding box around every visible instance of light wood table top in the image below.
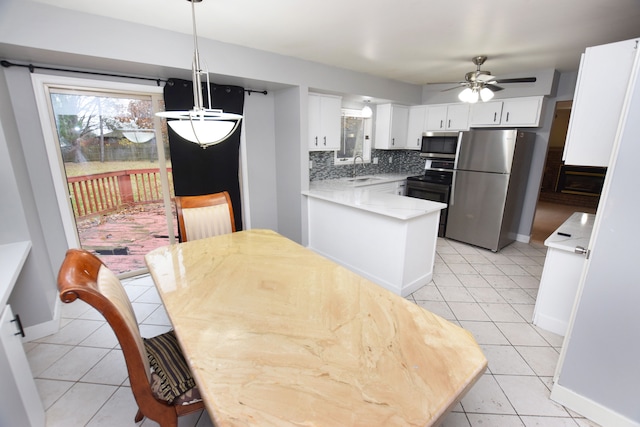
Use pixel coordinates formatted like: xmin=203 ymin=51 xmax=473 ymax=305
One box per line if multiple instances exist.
xmin=145 ymin=229 xmax=486 ymax=426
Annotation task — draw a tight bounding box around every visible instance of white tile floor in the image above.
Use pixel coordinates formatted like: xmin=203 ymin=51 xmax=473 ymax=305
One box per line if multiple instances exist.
xmin=25 ymin=238 xmax=602 ymax=427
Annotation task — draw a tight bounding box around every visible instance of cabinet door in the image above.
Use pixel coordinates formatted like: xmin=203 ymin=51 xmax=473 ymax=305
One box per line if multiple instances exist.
xmin=308 ymin=94 xmax=341 ymax=151
xmin=407 ymin=106 xmax=427 ymax=150
xmin=425 ymin=105 xmax=448 ymax=130
xmin=470 ymin=102 xmax=503 ymax=126
xmin=445 ymin=104 xmax=470 ymax=130
xmin=501 ymin=97 xmax=542 ymax=127
xmin=320 ymin=95 xmax=341 ymax=150
xmin=0 ymin=305 xmax=45 ymax=427
xmin=375 ymin=104 xmax=408 ymax=149
xmin=308 ymin=94 xmax=322 ymax=149
xmin=563 ymin=39 xmax=638 ymax=167
xmin=390 ymin=105 xmax=409 ymax=148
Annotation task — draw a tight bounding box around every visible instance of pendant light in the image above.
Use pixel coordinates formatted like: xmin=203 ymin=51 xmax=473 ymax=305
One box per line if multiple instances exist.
xmin=361 ymin=100 xmax=373 ymax=118
xmin=156 ymin=0 xmax=242 ymax=148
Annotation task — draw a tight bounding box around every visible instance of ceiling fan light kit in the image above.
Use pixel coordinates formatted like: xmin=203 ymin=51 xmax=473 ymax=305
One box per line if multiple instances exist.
xmin=452 ymin=56 xmax=536 ymax=103
xmin=155 ymin=0 xmax=243 ymax=148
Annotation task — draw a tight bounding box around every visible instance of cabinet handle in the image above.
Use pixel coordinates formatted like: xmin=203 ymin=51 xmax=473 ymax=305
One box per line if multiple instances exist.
xmin=493 ymin=112 xmax=497 ymax=122
xmin=11 ymin=314 xmax=25 ymax=338
xmin=506 ymin=112 xmax=510 ymax=122
xmin=440 ymin=120 xmax=443 ymax=129
xmin=392 ymin=138 xmax=395 ymax=146
xmin=315 ymin=136 xmax=318 ymax=146
xmin=448 ymin=119 xmax=451 ymax=128
xmin=323 ymin=136 xmax=326 ymax=146
xmin=417 ymin=137 xmax=420 ymax=146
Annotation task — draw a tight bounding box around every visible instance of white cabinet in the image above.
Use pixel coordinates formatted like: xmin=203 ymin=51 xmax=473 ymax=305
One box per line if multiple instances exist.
xmin=374 ymin=104 xmax=409 ymax=149
xmin=563 ymin=38 xmax=638 ymax=167
xmin=406 ymin=105 xmax=427 ymax=150
xmin=425 ymin=104 xmax=469 ymax=131
xmin=0 ymin=242 xmax=44 ymax=427
xmin=469 ymin=96 xmax=543 ymax=127
xmin=308 ymin=93 xmax=342 ymax=151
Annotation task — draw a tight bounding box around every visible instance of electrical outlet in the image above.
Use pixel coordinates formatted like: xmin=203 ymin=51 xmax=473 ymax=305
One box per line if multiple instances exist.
xmin=309 ymin=160 xmax=313 ymax=169
xmin=373 ymin=157 xmax=378 ymax=164
xmin=388 ymin=157 xmax=393 ymax=164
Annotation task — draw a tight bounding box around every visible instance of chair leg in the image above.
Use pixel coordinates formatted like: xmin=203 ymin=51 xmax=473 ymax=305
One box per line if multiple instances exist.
xmin=134 ymin=408 xmax=144 ymax=423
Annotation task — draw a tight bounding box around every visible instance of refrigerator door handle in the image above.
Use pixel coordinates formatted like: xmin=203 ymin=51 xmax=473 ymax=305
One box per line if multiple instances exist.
xmin=450 ymin=170 xmax=456 ymax=206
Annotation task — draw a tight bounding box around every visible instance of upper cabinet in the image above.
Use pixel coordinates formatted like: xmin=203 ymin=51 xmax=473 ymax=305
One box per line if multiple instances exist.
xmin=406 ymin=105 xmax=427 ymax=150
xmin=425 ymin=104 xmax=469 ymax=131
xmin=374 ymin=104 xmax=409 ymax=149
xmin=308 ymin=93 xmax=341 ymax=151
xmin=563 ymin=38 xmax=639 ymax=167
xmin=469 ymin=96 xmax=543 ymax=127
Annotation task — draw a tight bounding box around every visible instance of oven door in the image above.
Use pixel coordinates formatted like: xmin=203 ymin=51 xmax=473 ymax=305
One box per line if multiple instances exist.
xmin=406 ymin=180 xmax=450 ymax=236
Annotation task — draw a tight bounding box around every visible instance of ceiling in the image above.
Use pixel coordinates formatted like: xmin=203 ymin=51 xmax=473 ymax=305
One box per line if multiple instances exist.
xmin=30 ymin=0 xmax=640 ymax=86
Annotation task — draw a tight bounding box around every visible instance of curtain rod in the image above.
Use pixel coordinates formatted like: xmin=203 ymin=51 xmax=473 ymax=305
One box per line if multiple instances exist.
xmin=0 ymin=60 xmax=268 ymax=96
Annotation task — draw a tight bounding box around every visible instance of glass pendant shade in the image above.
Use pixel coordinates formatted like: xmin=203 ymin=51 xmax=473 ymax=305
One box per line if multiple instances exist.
xmin=458 ymin=87 xmax=479 ymax=103
xmin=157 ymin=109 xmax=242 ymax=148
xmin=361 ymin=104 xmax=373 ymax=118
xmin=480 ymin=87 xmax=495 ymax=102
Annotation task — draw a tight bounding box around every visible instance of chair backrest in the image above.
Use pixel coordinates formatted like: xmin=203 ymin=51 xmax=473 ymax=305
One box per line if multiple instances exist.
xmin=57 ymin=249 xmax=158 ymax=415
xmin=175 ymin=191 xmax=235 ymax=242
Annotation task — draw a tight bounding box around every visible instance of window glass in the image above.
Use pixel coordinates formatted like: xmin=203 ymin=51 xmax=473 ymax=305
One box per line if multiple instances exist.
xmin=335 ymin=108 xmax=372 ymax=165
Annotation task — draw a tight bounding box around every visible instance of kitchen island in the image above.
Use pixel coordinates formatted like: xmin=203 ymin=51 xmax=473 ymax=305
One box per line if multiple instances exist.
xmin=303 ymin=176 xmax=446 ymax=296
xmin=533 ymin=212 xmax=596 ymax=336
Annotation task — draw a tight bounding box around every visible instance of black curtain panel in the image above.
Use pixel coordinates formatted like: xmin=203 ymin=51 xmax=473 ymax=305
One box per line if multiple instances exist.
xmin=163 ymin=78 xmax=245 ymax=232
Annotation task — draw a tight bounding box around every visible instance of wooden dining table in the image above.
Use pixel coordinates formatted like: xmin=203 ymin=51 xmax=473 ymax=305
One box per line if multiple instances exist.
xmin=144 ymin=229 xmax=487 ymax=426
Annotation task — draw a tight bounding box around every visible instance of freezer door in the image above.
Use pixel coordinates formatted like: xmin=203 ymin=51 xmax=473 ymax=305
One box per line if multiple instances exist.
xmin=456 ymin=129 xmax=517 ymax=173
xmin=446 ymin=170 xmax=511 ymax=251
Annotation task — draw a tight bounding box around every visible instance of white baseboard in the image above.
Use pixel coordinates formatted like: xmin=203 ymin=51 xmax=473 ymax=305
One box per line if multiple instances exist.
xmin=551 ymin=383 xmax=640 ymax=427
xmin=516 ymin=233 xmax=531 ymax=243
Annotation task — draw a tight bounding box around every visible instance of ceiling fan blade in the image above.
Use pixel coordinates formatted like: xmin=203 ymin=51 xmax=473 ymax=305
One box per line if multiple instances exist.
xmin=485 ymin=84 xmax=504 ymax=92
xmin=476 ymin=74 xmax=494 ymax=82
xmin=493 ymin=77 xmax=537 ymax=84
xmin=440 ymin=83 xmax=467 ymax=92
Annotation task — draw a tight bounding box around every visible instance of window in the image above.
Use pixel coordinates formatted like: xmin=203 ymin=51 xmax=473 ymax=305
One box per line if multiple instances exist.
xmin=334 ymin=108 xmax=372 ymax=165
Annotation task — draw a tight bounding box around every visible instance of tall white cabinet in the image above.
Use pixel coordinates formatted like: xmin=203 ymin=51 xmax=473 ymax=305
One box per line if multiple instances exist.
xmin=551 ymin=38 xmax=640 ymax=426
xmin=562 ymin=38 xmax=639 ymax=167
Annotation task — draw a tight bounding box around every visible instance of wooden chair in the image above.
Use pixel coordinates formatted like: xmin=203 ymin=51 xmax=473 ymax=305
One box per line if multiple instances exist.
xmin=175 ymin=191 xmax=236 ymax=242
xmin=57 ymin=249 xmax=205 ymax=427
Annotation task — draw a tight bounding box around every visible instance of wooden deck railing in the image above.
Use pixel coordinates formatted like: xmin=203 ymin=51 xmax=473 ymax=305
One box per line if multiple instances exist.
xmin=67 ymin=168 xmax=173 ymax=218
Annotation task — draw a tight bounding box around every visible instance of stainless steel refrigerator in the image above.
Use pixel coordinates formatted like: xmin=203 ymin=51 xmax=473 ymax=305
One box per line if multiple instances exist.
xmin=445 ymin=129 xmax=535 ymax=252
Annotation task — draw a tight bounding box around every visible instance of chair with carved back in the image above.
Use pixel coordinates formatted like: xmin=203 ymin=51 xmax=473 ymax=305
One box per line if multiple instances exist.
xmin=57 ymin=249 xmax=205 ymax=427
xmin=175 ymin=191 xmax=236 ymax=242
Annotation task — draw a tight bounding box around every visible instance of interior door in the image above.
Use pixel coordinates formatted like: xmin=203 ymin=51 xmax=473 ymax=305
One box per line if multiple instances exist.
xmin=33 ymin=75 xmax=176 ymax=277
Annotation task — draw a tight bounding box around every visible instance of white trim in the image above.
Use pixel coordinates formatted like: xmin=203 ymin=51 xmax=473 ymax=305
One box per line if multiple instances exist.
xmin=30 ymin=74 xmax=164 ymax=250
xmin=551 ymin=383 xmax=640 ymax=427
xmin=239 ymin=118 xmax=251 ymax=229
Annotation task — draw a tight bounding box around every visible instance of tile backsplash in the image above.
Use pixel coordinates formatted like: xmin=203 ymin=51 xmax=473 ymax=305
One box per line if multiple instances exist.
xmin=309 ymin=150 xmax=425 ymax=181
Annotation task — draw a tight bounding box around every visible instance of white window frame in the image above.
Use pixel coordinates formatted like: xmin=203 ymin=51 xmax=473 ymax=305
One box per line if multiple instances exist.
xmin=30 ymin=74 xmax=171 ymax=252
xmin=334 ymin=108 xmax=372 ymax=166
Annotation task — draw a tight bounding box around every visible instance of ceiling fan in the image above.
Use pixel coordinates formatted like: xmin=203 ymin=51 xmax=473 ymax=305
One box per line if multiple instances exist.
xmin=445 ymin=56 xmax=537 ymax=103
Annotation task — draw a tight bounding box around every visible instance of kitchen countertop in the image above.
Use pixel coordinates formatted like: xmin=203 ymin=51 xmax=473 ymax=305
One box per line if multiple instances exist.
xmin=304 ymin=174 xmax=445 ymax=221
xmin=544 ymin=212 xmax=596 ymax=252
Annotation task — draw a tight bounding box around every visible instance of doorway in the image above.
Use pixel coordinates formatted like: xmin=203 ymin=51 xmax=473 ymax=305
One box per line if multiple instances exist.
xmin=531 ymin=101 xmax=598 ymax=243
xmin=32 ymin=74 xmax=176 ymax=277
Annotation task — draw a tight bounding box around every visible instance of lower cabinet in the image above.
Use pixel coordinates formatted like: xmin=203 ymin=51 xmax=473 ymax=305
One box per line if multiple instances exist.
xmin=0 ymin=304 xmax=45 ymax=427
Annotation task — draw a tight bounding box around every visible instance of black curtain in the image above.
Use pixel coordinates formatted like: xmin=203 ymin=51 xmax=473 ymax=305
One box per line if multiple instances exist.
xmin=163 ymin=78 xmax=244 ymax=232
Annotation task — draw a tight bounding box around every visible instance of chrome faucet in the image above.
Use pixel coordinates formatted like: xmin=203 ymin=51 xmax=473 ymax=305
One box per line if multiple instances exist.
xmin=353 ymin=155 xmax=365 ymax=177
